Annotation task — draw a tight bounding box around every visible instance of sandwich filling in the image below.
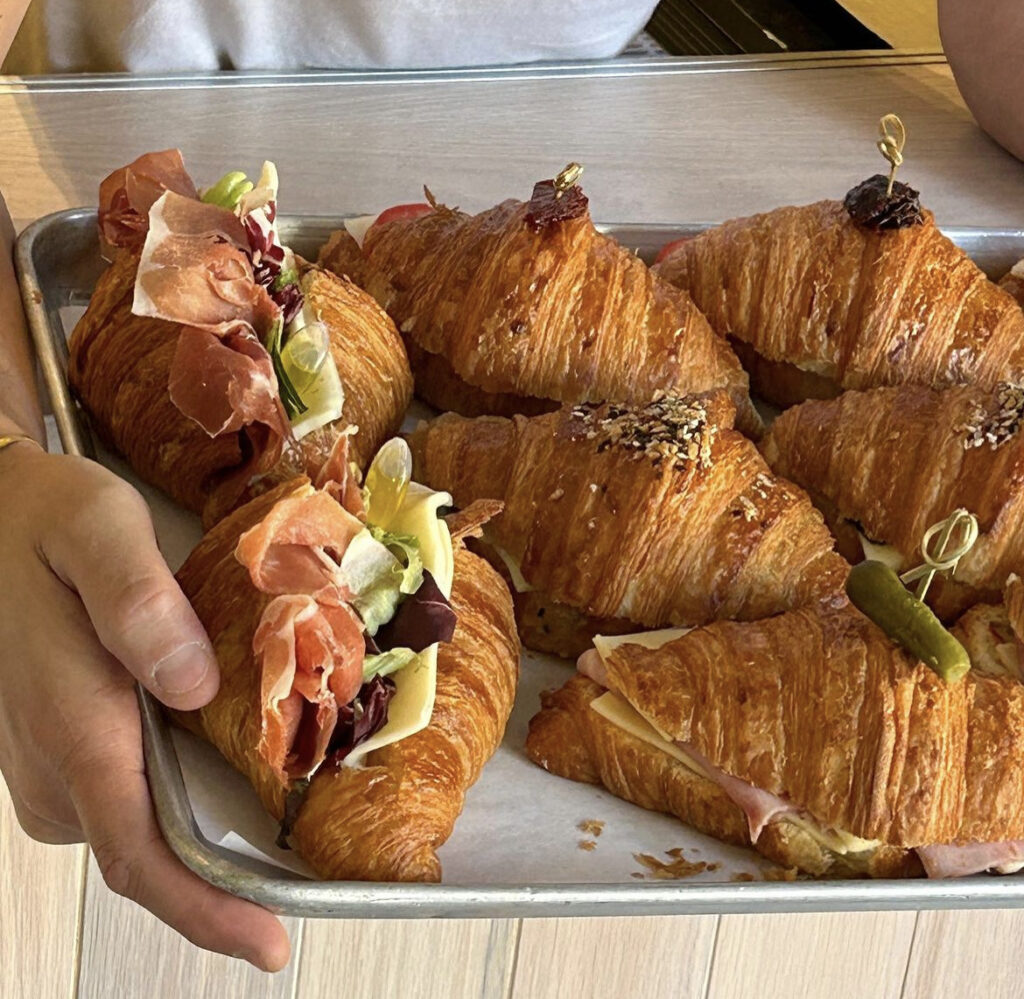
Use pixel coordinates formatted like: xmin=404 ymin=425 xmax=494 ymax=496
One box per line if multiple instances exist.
xmin=235 ymin=438 xmax=456 ymax=785
xmin=100 ymin=151 xmax=345 ymax=454
xmin=581 ymin=627 xmax=1024 ymax=878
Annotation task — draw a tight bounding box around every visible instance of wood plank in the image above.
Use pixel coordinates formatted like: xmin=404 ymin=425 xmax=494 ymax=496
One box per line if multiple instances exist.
xmin=76 ymin=856 xmax=302 ymax=999
xmin=298 ymin=917 xmax=518 ymax=999
xmin=706 ymin=912 xmax=917 ymax=999
xmin=902 ymin=910 xmax=1024 ymax=999
xmin=0 ymin=782 xmax=86 ymax=999
xmin=838 ymin=0 xmax=940 ymax=49
xmin=2 ymin=63 xmax=1023 ymax=231
xmin=510 ymin=916 xmax=719 ymax=999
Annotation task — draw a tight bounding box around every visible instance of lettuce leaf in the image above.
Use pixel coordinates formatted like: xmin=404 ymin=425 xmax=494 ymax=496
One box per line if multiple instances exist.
xmin=362 ymin=647 xmax=419 ymax=682
xmin=369 ymin=526 xmax=423 ymax=594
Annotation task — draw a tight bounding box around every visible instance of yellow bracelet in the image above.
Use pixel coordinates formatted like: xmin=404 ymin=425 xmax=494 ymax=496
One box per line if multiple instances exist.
xmin=0 ymin=433 xmax=45 ymax=456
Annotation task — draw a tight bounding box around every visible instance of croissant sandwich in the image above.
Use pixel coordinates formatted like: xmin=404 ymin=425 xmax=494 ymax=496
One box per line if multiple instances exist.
xmin=527 ymin=597 xmax=1024 ymax=880
xmin=761 ymin=382 xmax=1024 ymax=619
xmin=317 ymin=170 xmax=758 ymax=433
xmin=653 ymin=173 xmax=1024 ymax=408
xmin=406 ymin=392 xmax=847 ymax=657
xmin=174 ymin=439 xmax=520 ymax=882
xmin=69 ymin=150 xmax=412 ymax=527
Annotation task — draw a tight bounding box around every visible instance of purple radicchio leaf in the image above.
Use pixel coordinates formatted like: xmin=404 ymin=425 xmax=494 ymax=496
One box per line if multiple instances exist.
xmin=327 ymin=675 xmax=398 ymax=764
xmin=373 ymin=570 xmax=457 ymax=654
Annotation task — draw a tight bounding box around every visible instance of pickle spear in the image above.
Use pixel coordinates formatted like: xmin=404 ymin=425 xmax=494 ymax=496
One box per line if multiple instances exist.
xmin=846 ymin=560 xmax=971 ymax=682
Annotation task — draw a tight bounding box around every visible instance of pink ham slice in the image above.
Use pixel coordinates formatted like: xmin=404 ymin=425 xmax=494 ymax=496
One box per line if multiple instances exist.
xmin=235 ymin=488 xmax=365 ymax=603
xmin=315 ymin=434 xmax=366 ymax=520
xmin=917 ymin=841 xmax=1024 ymax=878
xmin=254 ymin=595 xmax=365 ymax=781
xmin=98 ymin=149 xmax=198 ymax=258
xmin=168 ymin=327 xmax=286 ymax=438
xmin=132 ymin=190 xmax=289 ymax=450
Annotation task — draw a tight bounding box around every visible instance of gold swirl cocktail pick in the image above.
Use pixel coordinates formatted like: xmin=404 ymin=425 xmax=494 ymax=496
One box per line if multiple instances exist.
xmin=899 ymin=508 xmax=979 ymax=602
xmin=554 ymin=162 xmax=583 ymax=198
xmin=877 ymin=113 xmax=906 ymax=196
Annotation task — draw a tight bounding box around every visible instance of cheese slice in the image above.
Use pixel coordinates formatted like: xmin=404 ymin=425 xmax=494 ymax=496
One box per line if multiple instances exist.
xmin=484 ymin=535 xmax=533 ymax=593
xmin=857 ymin=530 xmax=904 ymax=571
xmin=342 ymin=481 xmax=453 ymax=767
xmin=590 ymin=691 xmax=708 ymax=777
xmin=587 ymin=628 xmax=881 ymax=856
xmin=343 ymin=213 xmax=378 ymax=249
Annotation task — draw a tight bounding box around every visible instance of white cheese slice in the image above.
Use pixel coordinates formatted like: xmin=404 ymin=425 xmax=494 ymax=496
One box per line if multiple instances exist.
xmin=485 ymin=536 xmax=533 ymax=593
xmin=590 ymin=691 xmax=708 ymax=777
xmin=288 ymin=351 xmax=345 ymax=441
xmin=593 ymin=627 xmax=692 ymax=660
xmin=343 ymin=213 xmax=379 ymax=249
xmin=857 ymin=530 xmax=904 ymax=571
xmin=342 ymin=482 xmax=453 ymax=767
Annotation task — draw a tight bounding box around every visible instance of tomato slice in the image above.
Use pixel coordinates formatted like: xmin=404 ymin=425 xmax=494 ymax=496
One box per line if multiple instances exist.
xmin=371 ymin=203 xmax=433 ymax=229
xmin=654 ymin=236 xmax=692 ymax=265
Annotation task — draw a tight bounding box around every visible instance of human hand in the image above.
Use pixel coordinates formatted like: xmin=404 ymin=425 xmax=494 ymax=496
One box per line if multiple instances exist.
xmin=0 ymin=442 xmax=291 ymax=971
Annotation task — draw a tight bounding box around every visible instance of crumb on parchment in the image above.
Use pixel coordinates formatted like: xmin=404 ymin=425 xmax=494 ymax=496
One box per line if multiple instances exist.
xmin=578 ymin=840 xmax=597 ymax=852
xmin=578 ymin=819 xmax=605 ymax=838
xmin=632 ymin=848 xmax=721 ymax=880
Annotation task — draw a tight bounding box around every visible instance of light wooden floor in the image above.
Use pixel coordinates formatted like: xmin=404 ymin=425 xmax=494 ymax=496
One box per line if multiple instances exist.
xmin=6 ymin=780 xmax=1024 ymax=999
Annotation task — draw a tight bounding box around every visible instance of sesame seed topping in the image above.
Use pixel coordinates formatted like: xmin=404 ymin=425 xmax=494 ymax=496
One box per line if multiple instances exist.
xmin=962 ymin=383 xmax=1024 ymax=450
xmin=568 ymin=396 xmax=717 ymax=470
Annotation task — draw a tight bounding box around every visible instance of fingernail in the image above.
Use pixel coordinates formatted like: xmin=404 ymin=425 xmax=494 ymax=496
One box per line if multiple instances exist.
xmin=152 ymin=642 xmax=211 ymax=695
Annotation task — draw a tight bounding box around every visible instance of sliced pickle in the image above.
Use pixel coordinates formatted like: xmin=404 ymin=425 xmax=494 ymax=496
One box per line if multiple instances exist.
xmin=846 ymin=560 xmax=971 ymax=682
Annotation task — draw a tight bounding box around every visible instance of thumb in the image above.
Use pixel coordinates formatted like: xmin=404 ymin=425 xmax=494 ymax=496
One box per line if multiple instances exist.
xmin=44 ymin=476 xmax=220 ymax=710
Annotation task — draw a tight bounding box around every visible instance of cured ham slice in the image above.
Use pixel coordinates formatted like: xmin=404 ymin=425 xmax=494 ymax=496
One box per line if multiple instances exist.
xmin=254 ymin=595 xmax=364 ymax=781
xmin=168 ymin=328 xmax=285 ymax=438
xmin=98 ymin=149 xmax=198 ymax=257
xmin=235 ymin=487 xmax=365 ymax=602
xmin=240 ymin=483 xmax=369 ymax=782
xmin=680 ymin=744 xmax=798 ymax=841
xmin=917 ymin=841 xmax=1024 ymax=878
xmin=315 ymin=433 xmax=367 ymax=520
xmin=134 ymin=191 xmax=275 ymax=334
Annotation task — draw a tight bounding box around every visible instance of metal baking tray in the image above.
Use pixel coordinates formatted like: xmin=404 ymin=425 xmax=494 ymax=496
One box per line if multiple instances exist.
xmin=17 ymin=207 xmax=1024 ymax=917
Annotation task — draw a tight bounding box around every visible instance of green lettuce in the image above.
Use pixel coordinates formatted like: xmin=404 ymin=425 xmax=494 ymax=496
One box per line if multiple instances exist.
xmin=200 ymin=170 xmax=254 ymax=209
xmin=362 ymin=647 xmax=419 ymax=682
xmin=369 ymin=526 xmax=423 ymax=595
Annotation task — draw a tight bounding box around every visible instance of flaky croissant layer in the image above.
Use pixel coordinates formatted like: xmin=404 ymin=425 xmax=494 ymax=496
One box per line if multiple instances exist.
xmin=407 ymin=398 xmax=848 ymax=646
xmin=320 ymin=194 xmax=759 ymax=432
xmin=654 ymin=200 xmax=1024 ymax=407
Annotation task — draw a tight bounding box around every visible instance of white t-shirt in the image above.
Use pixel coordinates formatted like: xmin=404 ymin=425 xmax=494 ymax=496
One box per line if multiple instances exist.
xmin=5 ymin=0 xmax=658 ymax=74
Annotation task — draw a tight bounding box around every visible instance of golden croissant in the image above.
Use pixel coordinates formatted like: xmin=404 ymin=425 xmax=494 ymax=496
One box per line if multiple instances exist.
xmin=406 ymin=393 xmax=847 ymax=657
xmin=69 ymin=151 xmax=412 ymax=527
xmin=528 ymin=601 xmax=1024 ymax=879
xmin=174 ymin=459 xmax=519 ymax=882
xmin=761 ymin=382 xmax=1024 ymax=620
xmin=317 ymin=173 xmax=758 ymax=433
xmin=654 ymin=179 xmax=1024 ymax=408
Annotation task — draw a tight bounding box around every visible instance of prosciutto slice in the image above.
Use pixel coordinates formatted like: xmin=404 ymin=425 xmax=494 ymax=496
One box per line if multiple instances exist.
xmin=254 ymin=595 xmax=365 ymax=781
xmin=132 ymin=190 xmax=288 ymax=448
xmin=235 ymin=488 xmax=365 ymax=603
xmin=98 ymin=149 xmax=198 ymax=258
xmin=168 ymin=328 xmax=286 ymax=438
xmin=917 ymin=841 xmax=1024 ymax=879
xmin=315 ymin=434 xmax=366 ymax=520
xmin=240 ymin=485 xmax=371 ymax=783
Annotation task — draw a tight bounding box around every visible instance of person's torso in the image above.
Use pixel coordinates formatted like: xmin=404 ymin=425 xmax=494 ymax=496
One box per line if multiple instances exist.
xmin=4 ymin=0 xmax=657 ymax=74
